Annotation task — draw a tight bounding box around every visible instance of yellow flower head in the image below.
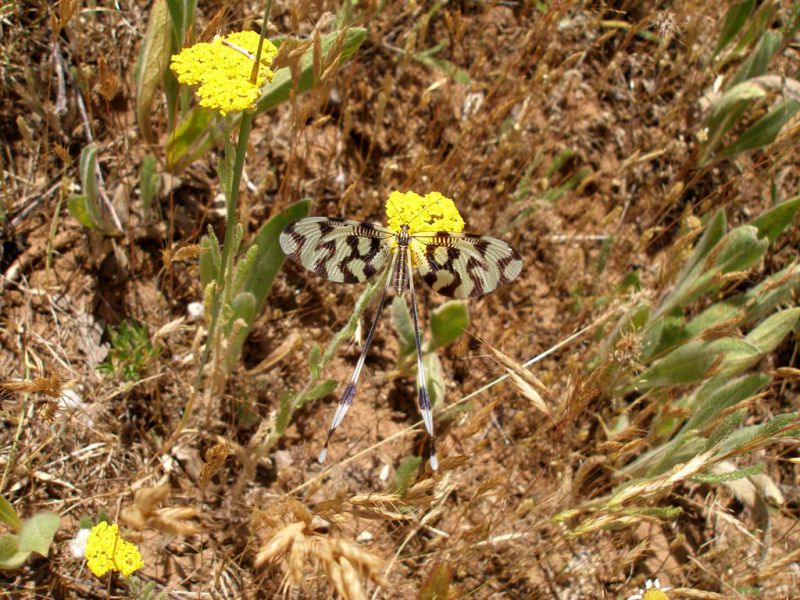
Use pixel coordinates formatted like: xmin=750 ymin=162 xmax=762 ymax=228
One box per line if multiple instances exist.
xmin=385 ymin=191 xmax=465 ymax=235
xmin=170 ymin=31 xmax=278 ymax=115
xmin=84 ymin=521 xmax=144 ymax=578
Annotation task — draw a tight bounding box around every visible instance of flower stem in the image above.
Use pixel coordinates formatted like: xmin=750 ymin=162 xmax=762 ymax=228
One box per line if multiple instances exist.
xmin=175 ymin=112 xmax=253 ymax=437
xmin=251 ymin=0 xmax=274 ymax=83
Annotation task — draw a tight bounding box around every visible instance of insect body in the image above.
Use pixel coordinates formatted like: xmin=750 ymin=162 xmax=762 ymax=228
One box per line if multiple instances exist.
xmin=279 ymin=193 xmax=522 ymax=470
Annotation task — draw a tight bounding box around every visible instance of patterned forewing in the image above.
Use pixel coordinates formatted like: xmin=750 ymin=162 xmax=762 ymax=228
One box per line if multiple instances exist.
xmin=280 ymin=217 xmax=393 ymax=283
xmin=412 ymin=232 xmax=522 ymax=298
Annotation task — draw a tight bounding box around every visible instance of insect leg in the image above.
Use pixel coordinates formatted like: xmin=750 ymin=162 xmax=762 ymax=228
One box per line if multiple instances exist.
xmin=318 ymin=260 xmax=395 ymax=464
xmin=406 ymin=252 xmax=439 ymax=471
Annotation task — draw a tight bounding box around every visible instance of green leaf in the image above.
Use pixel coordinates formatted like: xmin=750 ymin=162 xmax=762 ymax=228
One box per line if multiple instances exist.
xmin=226 ymin=292 xmax=257 ymax=368
xmin=394 ymin=455 xmax=422 ymax=494
xmin=719 ymin=412 xmax=800 ymax=454
xmin=69 ymin=145 xmax=117 ymax=234
xmin=0 ymin=496 xmax=21 ymax=532
xmin=719 ymin=99 xmax=800 ymax=159
xmin=712 ymin=225 xmax=769 ymax=273
xmin=164 ymin=0 xmax=184 ymax=44
xmin=633 ymin=338 xmax=761 ymax=390
xmin=651 ymin=433 xmax=707 ymax=475
xmin=658 ymin=211 xmax=726 ymax=316
xmin=139 ymin=154 xmax=158 ymax=218
xmin=135 ymin=0 xmax=172 ymax=143
xmin=199 ymin=226 xmax=222 ymax=288
xmin=745 ymin=307 xmax=800 ymax=353
xmin=391 ymin=296 xmax=415 ymax=358
xmin=692 ymin=463 xmax=764 ymax=483
xmin=0 ymin=534 xmax=29 ymax=570
xmin=705 ymin=408 xmax=747 ymax=451
xmin=747 ymin=195 xmax=800 ymax=244
xmin=713 ymin=0 xmax=755 ymax=57
xmin=275 ymin=391 xmax=294 ymax=435
xmin=684 ymin=300 xmax=742 ymax=337
xmin=165 ymin=107 xmax=217 ymax=172
xmin=419 ymin=562 xmax=453 ymax=600
xmin=701 ymin=82 xmax=767 ymax=165
xmin=255 ymin=28 xmax=367 ymax=113
xmin=66 ymin=195 xmax=97 ymax=229
xmin=429 ymin=301 xmax=469 ymax=350
xmin=730 ymin=30 xmax=782 ymax=86
xmin=240 ymin=199 xmax=310 ymax=322
xmin=742 ymin=262 xmax=800 ymax=325
xmin=683 ymin=373 xmax=770 ymax=432
xmin=309 ymin=344 xmax=322 ymax=379
xmin=413 ymin=48 xmax=471 ymax=84
xmin=686 ymin=261 xmax=800 ymax=336
xmin=640 ymin=315 xmax=687 ymax=361
xmin=423 ymin=352 xmax=445 ymax=408
xmin=17 ymin=512 xmax=59 ymax=556
xmin=79 ymin=142 xmax=98 ymax=206
xmin=0 ymin=534 xmax=19 ymax=561
xmin=306 ymin=379 xmax=337 ymax=402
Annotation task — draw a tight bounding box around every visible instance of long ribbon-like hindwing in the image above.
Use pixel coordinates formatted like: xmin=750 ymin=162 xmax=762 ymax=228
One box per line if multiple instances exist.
xmin=318 ymin=255 xmax=396 ymax=464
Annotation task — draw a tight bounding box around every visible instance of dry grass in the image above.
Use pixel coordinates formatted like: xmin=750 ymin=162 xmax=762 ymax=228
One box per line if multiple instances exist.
xmin=1 ymin=0 xmax=799 ymax=598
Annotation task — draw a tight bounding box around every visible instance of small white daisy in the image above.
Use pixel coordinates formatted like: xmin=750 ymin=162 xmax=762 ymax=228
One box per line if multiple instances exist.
xmin=626 ymin=578 xmax=671 ymax=600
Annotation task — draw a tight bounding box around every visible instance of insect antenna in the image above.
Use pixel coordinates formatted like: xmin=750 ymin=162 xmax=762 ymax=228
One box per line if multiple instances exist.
xmin=406 ymin=251 xmax=439 ymax=471
xmin=318 ymin=258 xmax=396 ymax=464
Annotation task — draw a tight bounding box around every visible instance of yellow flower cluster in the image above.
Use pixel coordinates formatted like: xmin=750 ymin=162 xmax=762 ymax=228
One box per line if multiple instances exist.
xmin=84 ymin=521 xmax=144 ymax=578
xmin=170 ymin=31 xmax=278 ymax=115
xmin=385 ymin=191 xmax=465 ymax=235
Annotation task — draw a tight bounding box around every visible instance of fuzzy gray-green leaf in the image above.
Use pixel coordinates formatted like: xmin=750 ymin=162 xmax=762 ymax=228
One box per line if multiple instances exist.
xmin=392 ymin=296 xmax=415 ymax=358
xmin=683 ymin=373 xmax=770 ymax=433
xmin=744 ymin=307 xmax=800 ymax=353
xmin=199 ymin=231 xmax=220 ymax=288
xmin=423 ymin=352 xmax=445 ymax=408
xmin=17 ymin=512 xmax=59 ymax=557
xmin=730 ymin=30 xmax=782 ymax=86
xmin=395 ymin=455 xmax=422 ymax=494
xmin=0 ymin=496 xmax=21 ymax=532
xmin=713 ymin=0 xmax=755 ymax=58
xmin=135 ymin=0 xmax=172 ymax=143
xmin=306 ymin=379 xmax=337 ymax=402
xmin=711 ymin=225 xmax=769 ymax=273
xmin=0 ymin=534 xmax=28 ymax=570
xmin=747 ymin=195 xmax=800 ymax=244
xmin=139 ymin=154 xmax=158 ymax=218
xmin=309 ymin=344 xmax=323 ymax=379
xmin=705 ymin=407 xmax=747 ymax=451
xmin=719 ymin=99 xmax=800 ymax=159
xmin=429 ymin=301 xmax=469 ymax=350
